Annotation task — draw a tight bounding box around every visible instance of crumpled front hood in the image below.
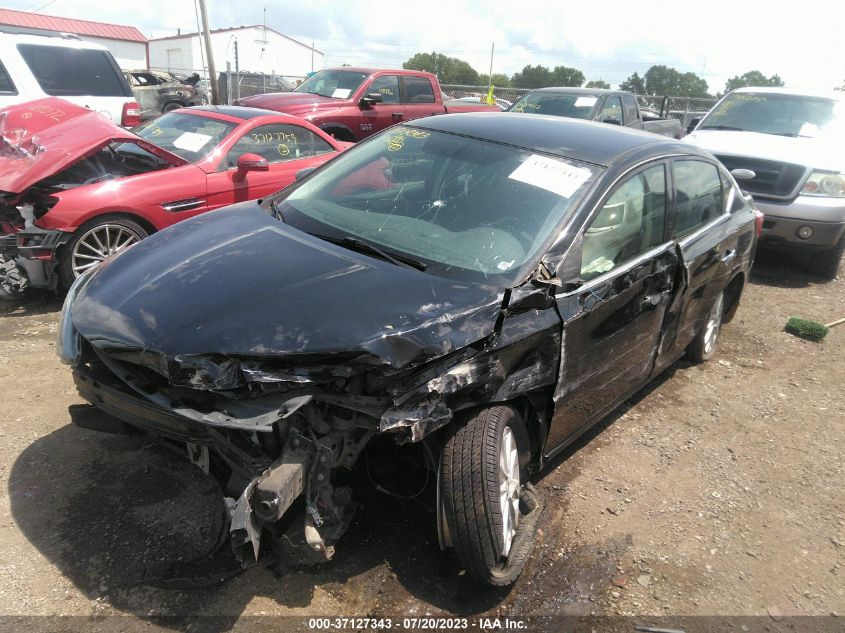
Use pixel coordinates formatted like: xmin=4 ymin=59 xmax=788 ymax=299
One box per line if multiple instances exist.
xmin=238 ymin=92 xmax=343 ymax=114
xmin=0 ymin=97 xmax=186 ymax=194
xmin=72 ymin=203 xmax=504 ymax=370
xmin=685 ymin=130 xmax=845 ymax=172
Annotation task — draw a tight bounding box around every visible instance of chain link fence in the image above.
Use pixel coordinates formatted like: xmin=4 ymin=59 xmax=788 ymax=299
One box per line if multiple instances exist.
xmin=147 ymin=72 xmax=719 ymax=126
xmin=442 ymin=84 xmax=718 ymax=128
xmin=149 ymin=67 xmax=304 ymax=105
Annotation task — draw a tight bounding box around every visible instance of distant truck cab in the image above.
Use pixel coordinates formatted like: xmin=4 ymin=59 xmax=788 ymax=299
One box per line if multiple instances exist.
xmin=235 ymin=67 xmax=499 ymax=142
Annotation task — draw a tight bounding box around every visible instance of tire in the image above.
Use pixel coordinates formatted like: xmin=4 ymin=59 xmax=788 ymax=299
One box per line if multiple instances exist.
xmin=58 ymin=216 xmax=148 ymax=290
xmin=162 ymin=101 xmax=186 ymax=113
xmin=439 ymin=405 xmax=540 ymax=586
xmin=688 ymin=290 xmax=724 ymax=363
xmin=814 ymin=238 xmax=844 ymax=281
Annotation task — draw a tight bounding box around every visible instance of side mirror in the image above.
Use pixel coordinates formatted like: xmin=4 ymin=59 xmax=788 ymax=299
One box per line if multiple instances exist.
xmin=237 ymin=153 xmax=269 ymax=172
xmin=359 ymin=93 xmax=383 ymax=107
xmin=295 ymin=167 xmax=316 ymax=181
xmin=730 ymin=168 xmax=756 ymax=181
xmin=602 ymin=117 xmax=621 ymax=126
xmin=686 ymin=117 xmax=702 ymax=135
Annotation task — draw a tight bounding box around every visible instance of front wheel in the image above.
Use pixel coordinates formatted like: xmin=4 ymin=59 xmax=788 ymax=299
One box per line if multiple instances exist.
xmin=58 ymin=217 xmax=148 ymax=289
xmin=688 ymin=290 xmax=724 ymax=363
xmin=439 ymin=405 xmax=541 ymax=586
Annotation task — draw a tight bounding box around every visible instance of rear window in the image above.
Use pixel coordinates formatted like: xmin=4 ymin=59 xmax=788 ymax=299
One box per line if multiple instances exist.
xmin=0 ymin=60 xmax=16 ymax=94
xmin=17 ymin=44 xmax=130 ymax=97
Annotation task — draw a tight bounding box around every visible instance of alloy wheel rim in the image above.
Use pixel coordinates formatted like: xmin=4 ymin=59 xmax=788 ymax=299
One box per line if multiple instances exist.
xmin=703 ymin=292 xmax=724 ymax=355
xmin=71 ymin=224 xmax=143 ymax=278
xmin=499 ymin=426 xmax=520 ymax=557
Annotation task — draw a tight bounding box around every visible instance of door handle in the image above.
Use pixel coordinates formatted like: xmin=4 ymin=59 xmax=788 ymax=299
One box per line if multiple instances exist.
xmin=720 ymin=249 xmax=736 ymax=263
xmin=391 ymin=112 xmax=403 ymax=118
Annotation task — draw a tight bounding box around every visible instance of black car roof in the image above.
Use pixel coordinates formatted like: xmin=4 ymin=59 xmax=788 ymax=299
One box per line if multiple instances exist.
xmin=188 ymin=105 xmax=280 ymax=119
xmin=408 ymin=112 xmax=699 ymax=167
xmin=526 ymin=87 xmax=622 ymax=96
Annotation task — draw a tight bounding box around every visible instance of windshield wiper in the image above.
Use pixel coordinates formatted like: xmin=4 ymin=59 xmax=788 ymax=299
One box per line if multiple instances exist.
xmin=316 ymin=234 xmax=427 ymax=271
xmin=699 ymin=125 xmax=749 ymax=131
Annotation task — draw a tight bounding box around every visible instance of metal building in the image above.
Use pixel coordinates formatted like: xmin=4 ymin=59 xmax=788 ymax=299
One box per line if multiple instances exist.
xmin=0 ymin=7 xmax=147 ymax=69
xmin=148 ymin=25 xmax=323 ymax=82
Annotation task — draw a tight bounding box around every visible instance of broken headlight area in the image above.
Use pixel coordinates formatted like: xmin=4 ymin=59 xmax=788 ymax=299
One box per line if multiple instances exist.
xmin=72 ymin=342 xmax=465 ymax=571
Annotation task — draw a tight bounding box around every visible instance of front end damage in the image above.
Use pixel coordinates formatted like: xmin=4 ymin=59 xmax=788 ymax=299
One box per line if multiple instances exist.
xmin=69 ymin=336 xmax=489 ymax=569
xmin=67 ymin=299 xmax=558 ymax=573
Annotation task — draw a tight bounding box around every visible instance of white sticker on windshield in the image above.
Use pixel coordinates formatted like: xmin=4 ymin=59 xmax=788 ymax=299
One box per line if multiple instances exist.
xmin=508 ymin=154 xmax=592 ymax=198
xmin=332 ymin=88 xmax=351 ymax=98
xmin=172 ymin=132 xmax=213 ymax=153
xmin=574 ymin=96 xmax=598 ymax=107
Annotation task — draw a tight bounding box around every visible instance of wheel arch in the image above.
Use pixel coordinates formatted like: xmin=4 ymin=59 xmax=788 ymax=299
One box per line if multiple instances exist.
xmin=319 ymin=123 xmax=356 ymax=142
xmin=722 ymin=271 xmax=746 ymax=324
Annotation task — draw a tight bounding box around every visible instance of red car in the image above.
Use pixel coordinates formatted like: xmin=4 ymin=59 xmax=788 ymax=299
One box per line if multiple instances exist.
xmin=0 ymin=98 xmax=347 ymax=296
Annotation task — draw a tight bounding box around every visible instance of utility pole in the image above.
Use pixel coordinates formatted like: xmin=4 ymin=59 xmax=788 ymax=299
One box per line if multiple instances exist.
xmin=488 ymin=42 xmax=494 ymax=91
xmin=198 ymin=0 xmax=219 ymax=105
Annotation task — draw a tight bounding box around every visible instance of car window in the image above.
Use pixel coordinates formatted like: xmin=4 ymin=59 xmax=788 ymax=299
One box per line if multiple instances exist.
xmin=367 ymin=75 xmax=400 ymax=104
xmin=17 ymin=44 xmax=129 ymax=97
xmin=622 ymin=95 xmax=638 ymax=125
xmin=510 ymin=92 xmax=598 ymax=118
xmin=0 ymin=60 xmax=16 ymax=94
xmin=673 ymin=159 xmax=724 ymax=237
xmin=402 ymin=76 xmax=435 ymax=104
xmin=581 ymin=164 xmax=667 ymax=280
xmin=133 ymin=112 xmax=237 ymax=162
xmin=598 ymin=96 xmax=623 ymax=124
xmin=275 ymin=126 xmax=600 ymax=284
xmin=227 ymin=124 xmax=334 ymax=167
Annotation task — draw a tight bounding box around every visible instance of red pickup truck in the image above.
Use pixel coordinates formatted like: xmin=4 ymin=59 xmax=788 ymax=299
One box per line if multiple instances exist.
xmin=236 ymin=68 xmax=498 ymax=141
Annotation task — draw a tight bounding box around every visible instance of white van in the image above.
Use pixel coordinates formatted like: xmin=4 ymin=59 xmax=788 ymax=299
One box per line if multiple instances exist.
xmin=0 ymin=31 xmax=140 ymax=126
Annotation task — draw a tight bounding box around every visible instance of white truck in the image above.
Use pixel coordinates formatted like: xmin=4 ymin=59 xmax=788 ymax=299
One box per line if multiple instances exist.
xmin=685 ymin=88 xmax=845 ymax=279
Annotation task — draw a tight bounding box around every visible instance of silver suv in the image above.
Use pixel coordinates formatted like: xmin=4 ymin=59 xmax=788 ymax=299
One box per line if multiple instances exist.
xmin=685 ymin=88 xmax=844 ymax=278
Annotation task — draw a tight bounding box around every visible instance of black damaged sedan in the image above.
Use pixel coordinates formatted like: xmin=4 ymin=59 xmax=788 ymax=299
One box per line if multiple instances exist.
xmin=58 ymin=113 xmax=761 ymax=585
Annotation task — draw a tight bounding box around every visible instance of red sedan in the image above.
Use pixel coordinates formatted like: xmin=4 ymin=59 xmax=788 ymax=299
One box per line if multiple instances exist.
xmin=0 ymin=98 xmax=347 ymax=295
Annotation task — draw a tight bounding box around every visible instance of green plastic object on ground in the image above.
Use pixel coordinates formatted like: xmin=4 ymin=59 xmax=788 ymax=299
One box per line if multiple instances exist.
xmin=785 ymin=317 xmax=830 ymax=342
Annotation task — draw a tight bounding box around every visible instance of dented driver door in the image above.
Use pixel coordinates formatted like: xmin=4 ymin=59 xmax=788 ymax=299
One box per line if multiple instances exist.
xmin=545 ymin=161 xmax=677 ymax=457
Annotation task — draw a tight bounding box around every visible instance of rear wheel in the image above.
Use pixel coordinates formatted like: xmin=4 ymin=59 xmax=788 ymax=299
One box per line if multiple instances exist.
xmin=439 ymin=405 xmax=540 ymax=586
xmin=688 ymin=290 xmax=724 ymax=363
xmin=58 ymin=217 xmax=148 ymax=289
xmin=162 ymin=101 xmax=185 ymax=113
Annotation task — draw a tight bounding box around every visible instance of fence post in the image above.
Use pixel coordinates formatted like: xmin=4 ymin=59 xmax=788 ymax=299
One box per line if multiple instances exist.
xmin=226 ymin=63 xmax=232 ymax=105
xmin=684 ymin=98 xmax=690 ymax=128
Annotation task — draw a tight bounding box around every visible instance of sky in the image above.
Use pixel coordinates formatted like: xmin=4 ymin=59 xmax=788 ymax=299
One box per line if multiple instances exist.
xmin=6 ymin=0 xmax=845 ymax=94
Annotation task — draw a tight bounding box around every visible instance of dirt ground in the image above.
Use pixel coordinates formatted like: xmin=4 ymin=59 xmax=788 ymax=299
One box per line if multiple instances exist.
xmin=0 ymin=250 xmax=843 ymax=631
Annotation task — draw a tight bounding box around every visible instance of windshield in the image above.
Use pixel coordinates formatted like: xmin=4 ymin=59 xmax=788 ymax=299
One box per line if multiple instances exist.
xmin=699 ymin=92 xmax=844 ymax=138
xmin=510 ymin=92 xmax=599 ymax=118
xmin=294 ymin=69 xmax=370 ymax=99
xmin=272 ymin=126 xmax=600 ymax=285
xmin=133 ymin=112 xmax=237 ymax=162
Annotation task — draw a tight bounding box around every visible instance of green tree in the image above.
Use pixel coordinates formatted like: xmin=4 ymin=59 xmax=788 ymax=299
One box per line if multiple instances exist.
xmin=644 ymin=65 xmax=710 ymax=97
xmin=550 ymin=65 xmax=585 ymax=87
xmin=478 ymin=73 xmax=512 ymax=88
xmin=724 ymin=70 xmax=784 ymax=93
xmin=511 ymin=64 xmax=553 ymax=88
xmin=402 ymin=52 xmax=480 ymax=85
xmin=619 ymin=72 xmax=645 ymax=94
xmin=585 ymin=79 xmax=611 ymax=89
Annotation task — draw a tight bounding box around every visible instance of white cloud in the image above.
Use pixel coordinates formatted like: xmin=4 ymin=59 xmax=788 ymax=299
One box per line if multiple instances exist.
xmin=3 ymin=0 xmax=843 ymax=92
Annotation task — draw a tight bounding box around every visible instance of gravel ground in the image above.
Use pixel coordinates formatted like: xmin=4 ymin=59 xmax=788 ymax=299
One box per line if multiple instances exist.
xmin=0 ymin=250 xmax=842 ymax=631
